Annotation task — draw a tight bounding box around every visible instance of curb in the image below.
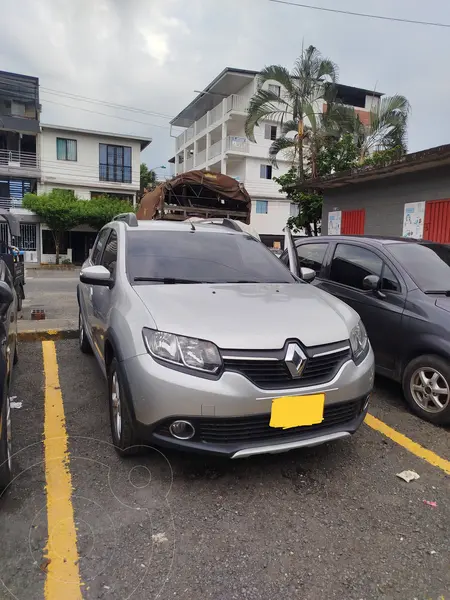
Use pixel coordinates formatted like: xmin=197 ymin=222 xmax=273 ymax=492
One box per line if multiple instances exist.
xmin=18 ymin=328 xmax=78 ymax=342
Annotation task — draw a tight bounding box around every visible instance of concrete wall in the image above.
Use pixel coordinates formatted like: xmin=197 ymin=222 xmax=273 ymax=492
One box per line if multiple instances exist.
xmin=250 ymin=198 xmax=291 ymax=235
xmin=322 ymin=167 xmax=450 ymax=236
xmin=39 ymin=128 xmax=141 ymax=195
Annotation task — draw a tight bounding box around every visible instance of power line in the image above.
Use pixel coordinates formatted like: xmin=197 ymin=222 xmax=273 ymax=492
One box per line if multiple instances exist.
xmin=268 ymin=0 xmax=450 ymax=28
xmin=41 ymin=98 xmax=171 ymax=130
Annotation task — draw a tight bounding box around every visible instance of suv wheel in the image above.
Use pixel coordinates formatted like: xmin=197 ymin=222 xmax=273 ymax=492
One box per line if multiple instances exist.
xmin=403 ymin=354 xmax=450 ymax=425
xmin=0 ymin=391 xmax=12 ymax=492
xmin=107 ymin=358 xmax=141 ymax=456
xmin=79 ymin=312 xmax=92 ymax=354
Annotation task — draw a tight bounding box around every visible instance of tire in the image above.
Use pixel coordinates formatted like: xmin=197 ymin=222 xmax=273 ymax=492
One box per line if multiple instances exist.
xmin=79 ymin=311 xmax=92 ymax=354
xmin=107 ymin=358 xmax=142 ymax=456
xmin=16 ymin=286 xmax=22 ymax=313
xmin=402 ymin=354 xmax=450 ymax=425
xmin=0 ymin=390 xmax=12 ymax=492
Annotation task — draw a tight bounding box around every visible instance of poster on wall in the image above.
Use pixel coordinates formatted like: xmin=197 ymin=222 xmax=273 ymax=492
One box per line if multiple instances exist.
xmin=328 ymin=211 xmax=341 ymax=235
xmin=402 ymin=201 xmax=425 ymax=238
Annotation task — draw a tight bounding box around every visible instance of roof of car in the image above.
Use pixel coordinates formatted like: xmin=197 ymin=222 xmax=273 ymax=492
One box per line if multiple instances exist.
xmin=300 ymin=235 xmax=439 ymax=246
xmin=122 ymin=219 xmax=245 ymax=235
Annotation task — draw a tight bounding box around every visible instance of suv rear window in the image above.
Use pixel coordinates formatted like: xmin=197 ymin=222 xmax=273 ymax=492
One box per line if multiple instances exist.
xmin=127 ymin=230 xmax=296 ymax=284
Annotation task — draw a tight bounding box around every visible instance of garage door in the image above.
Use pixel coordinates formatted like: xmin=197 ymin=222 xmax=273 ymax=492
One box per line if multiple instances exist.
xmin=423 ymin=199 xmax=450 ymax=243
xmin=341 ymin=209 xmax=365 ymax=235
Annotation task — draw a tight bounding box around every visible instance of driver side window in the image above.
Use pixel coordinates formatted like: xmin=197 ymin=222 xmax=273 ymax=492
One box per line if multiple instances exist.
xmin=101 ymin=231 xmax=118 ymax=275
xmin=91 ymin=229 xmax=110 ymax=265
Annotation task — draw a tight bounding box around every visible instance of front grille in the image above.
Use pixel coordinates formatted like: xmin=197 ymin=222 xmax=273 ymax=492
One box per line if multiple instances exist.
xmin=223 ymin=348 xmax=351 ymax=389
xmin=155 ymin=399 xmax=363 ymax=445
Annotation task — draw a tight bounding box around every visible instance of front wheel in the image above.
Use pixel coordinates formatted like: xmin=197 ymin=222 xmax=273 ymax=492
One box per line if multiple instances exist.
xmin=402 ymin=354 xmax=450 ymax=425
xmin=107 ymin=358 xmax=141 ymax=456
xmin=0 ymin=390 xmax=12 ymax=492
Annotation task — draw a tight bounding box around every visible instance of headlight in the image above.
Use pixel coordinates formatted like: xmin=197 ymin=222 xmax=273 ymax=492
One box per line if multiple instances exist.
xmin=143 ymin=328 xmax=222 ymax=374
xmin=350 ymin=320 xmax=369 ymax=365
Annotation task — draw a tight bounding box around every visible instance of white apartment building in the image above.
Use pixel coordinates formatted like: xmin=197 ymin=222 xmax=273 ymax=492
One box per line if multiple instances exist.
xmin=33 ymin=125 xmax=151 ymax=263
xmin=171 ymin=67 xmax=381 ymax=246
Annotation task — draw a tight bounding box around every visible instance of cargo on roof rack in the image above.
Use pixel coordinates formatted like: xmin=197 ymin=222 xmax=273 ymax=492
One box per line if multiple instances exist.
xmin=136 ymin=170 xmax=251 ymax=224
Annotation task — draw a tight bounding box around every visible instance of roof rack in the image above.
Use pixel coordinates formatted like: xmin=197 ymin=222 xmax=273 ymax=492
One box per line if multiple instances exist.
xmin=112 ymin=213 xmax=138 ymax=227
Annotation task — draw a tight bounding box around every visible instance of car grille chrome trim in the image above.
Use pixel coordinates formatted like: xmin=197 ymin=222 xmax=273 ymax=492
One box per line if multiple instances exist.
xmin=231 ymin=432 xmax=351 ymax=458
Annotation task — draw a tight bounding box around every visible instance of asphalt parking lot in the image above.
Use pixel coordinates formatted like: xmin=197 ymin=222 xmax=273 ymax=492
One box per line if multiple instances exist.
xmin=1 ymin=340 xmax=449 ymax=600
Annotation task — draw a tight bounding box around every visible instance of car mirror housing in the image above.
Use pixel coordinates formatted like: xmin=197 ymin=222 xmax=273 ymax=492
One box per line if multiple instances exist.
xmin=363 ymin=274 xmax=386 ymax=299
xmin=80 ymin=265 xmax=112 ymax=287
xmin=300 ymin=267 xmax=316 ymax=283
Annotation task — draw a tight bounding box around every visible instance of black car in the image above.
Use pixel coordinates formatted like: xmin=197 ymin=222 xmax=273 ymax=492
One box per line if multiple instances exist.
xmin=0 ymin=259 xmax=18 ymax=492
xmin=281 ymin=235 xmax=450 ymax=425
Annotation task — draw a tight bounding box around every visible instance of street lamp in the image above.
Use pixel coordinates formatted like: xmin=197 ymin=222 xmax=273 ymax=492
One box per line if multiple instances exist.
xmin=149 ymin=165 xmax=167 ymax=171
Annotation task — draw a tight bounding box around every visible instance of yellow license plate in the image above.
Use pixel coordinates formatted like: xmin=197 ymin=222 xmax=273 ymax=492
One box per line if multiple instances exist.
xmin=269 ymin=394 xmax=325 ymax=429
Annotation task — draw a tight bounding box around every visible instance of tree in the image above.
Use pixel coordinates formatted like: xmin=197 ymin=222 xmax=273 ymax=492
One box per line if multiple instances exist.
xmin=245 ymin=45 xmax=338 ymax=181
xmin=23 ymin=190 xmax=82 ymax=264
xmin=82 ymin=195 xmax=137 ymax=230
xmin=140 ymin=163 xmax=157 ymax=193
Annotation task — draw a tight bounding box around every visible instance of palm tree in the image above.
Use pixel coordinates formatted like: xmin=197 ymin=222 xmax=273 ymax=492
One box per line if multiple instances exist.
xmin=245 ymin=45 xmax=338 ymax=181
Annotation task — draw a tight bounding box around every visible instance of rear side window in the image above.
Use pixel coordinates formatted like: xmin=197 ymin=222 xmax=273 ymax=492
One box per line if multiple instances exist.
xmin=296 ymin=243 xmax=328 ymax=275
xmin=330 ymin=244 xmax=382 ymax=290
xmin=91 ymin=229 xmax=110 ymax=265
xmin=101 ymin=231 xmax=118 ymax=275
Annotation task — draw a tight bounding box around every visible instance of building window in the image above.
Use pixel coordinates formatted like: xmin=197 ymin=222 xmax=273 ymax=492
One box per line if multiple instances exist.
xmin=99 ymin=144 xmax=132 ymax=183
xmin=268 ymin=84 xmax=281 ymax=97
xmin=265 ymin=124 xmax=277 ymax=141
xmin=260 ymin=164 xmax=273 ymax=179
xmin=57 ymin=138 xmax=77 ymax=161
xmin=256 ymin=200 xmax=268 ymax=214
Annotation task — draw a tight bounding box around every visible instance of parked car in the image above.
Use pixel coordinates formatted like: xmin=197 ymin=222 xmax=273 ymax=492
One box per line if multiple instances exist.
xmin=280 ymin=235 xmax=450 ymax=425
xmin=0 ymin=259 xmax=19 ymax=492
xmin=77 ymin=215 xmax=374 ymax=458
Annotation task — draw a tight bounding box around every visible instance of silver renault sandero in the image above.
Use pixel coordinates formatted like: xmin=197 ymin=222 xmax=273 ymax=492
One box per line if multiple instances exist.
xmin=78 ymin=215 xmax=374 ymax=458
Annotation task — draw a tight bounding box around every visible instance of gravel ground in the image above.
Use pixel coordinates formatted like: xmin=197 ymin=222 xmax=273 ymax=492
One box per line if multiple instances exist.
xmin=0 ymin=340 xmax=448 ymax=600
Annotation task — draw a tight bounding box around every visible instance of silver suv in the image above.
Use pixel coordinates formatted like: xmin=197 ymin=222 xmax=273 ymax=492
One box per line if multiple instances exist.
xmin=78 ymin=215 xmax=374 ymax=458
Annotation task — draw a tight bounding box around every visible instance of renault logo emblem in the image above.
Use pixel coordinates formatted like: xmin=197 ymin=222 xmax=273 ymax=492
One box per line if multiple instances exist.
xmin=285 ymin=343 xmax=307 ymax=378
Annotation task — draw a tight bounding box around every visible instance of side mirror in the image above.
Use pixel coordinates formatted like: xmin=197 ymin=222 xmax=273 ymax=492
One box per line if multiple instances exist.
xmin=0 ymin=281 xmax=13 ymax=306
xmin=80 ymin=265 xmax=112 ymax=287
xmin=363 ymin=274 xmax=385 ymax=298
xmin=300 ymin=267 xmax=316 ymax=283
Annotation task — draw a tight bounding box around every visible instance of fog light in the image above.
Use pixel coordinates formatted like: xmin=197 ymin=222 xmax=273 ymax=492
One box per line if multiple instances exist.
xmin=169 ymin=420 xmax=195 ymax=440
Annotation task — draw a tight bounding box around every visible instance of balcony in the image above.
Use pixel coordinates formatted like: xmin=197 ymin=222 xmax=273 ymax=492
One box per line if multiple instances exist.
xmin=209 ymin=103 xmax=223 ymax=127
xmin=226 ymin=94 xmax=250 ymax=114
xmin=176 ymin=131 xmax=185 ymax=151
xmin=208 ymin=139 xmax=222 ymax=161
xmin=196 ymin=114 xmax=207 ymax=136
xmin=195 ymin=148 xmax=207 ymax=166
xmin=225 ymin=136 xmax=249 ymax=154
xmin=185 ymin=155 xmax=194 ymax=171
xmin=0 ymin=149 xmax=40 ymax=176
xmin=186 ymin=126 xmax=195 ymax=143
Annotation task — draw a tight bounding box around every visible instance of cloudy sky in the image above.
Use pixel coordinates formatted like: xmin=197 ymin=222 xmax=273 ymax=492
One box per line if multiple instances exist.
xmin=2 ymin=0 xmax=450 ymax=175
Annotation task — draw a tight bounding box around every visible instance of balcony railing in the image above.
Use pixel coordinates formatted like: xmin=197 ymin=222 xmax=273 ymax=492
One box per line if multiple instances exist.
xmin=226 ymin=94 xmax=250 ymax=114
xmin=208 ymin=139 xmax=222 ymax=161
xmin=0 ymin=197 xmax=23 ymax=210
xmin=176 ymin=131 xmax=185 ymax=151
xmin=196 ymin=114 xmax=207 ymax=136
xmin=195 ymin=148 xmax=207 ymax=166
xmin=185 ymin=156 xmax=194 ymax=171
xmin=209 ymin=103 xmax=223 ymax=127
xmin=0 ymin=149 xmax=39 ymax=170
xmin=225 ymin=136 xmax=249 ymax=153
xmin=186 ymin=126 xmax=195 ymax=143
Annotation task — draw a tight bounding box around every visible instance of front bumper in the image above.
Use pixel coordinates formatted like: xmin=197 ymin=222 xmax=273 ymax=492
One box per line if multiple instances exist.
xmin=123 ymin=347 xmax=374 ymax=458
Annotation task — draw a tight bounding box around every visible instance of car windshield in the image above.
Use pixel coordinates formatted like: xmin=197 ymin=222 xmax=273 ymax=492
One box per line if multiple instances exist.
xmin=127 ymin=230 xmax=296 ymax=284
xmin=387 ymin=242 xmax=450 ymax=292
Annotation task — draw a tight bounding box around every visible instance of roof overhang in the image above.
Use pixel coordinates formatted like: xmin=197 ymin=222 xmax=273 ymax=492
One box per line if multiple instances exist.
xmin=170 ymin=68 xmax=257 ymax=128
xmin=292 ymin=144 xmax=450 ymax=191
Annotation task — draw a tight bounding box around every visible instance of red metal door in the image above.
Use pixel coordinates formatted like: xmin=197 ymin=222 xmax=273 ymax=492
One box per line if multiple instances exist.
xmin=423 ymin=199 xmax=450 ymax=243
xmin=341 ymin=209 xmax=365 ymax=235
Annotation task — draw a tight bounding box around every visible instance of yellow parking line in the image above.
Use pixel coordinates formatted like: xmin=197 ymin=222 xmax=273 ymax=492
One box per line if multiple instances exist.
xmin=42 ymin=341 xmax=82 ymax=599
xmin=365 ymin=413 xmax=450 ymax=475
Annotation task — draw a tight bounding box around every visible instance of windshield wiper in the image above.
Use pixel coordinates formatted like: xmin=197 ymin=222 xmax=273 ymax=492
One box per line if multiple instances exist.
xmin=133 ymin=277 xmax=207 ymax=284
xmin=423 ymin=290 xmax=450 ymax=295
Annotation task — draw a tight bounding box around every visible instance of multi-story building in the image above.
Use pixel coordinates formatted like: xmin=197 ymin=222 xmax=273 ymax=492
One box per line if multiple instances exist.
xmin=171 ymin=67 xmax=381 ymax=246
xmin=0 ymin=70 xmax=41 ymax=260
xmin=37 ymin=125 xmax=151 ymax=263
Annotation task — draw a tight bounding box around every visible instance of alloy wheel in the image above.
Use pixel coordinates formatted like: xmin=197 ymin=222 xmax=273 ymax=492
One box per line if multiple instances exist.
xmin=111 ymin=371 xmax=122 ymax=440
xmin=410 ymin=367 xmax=450 ymax=413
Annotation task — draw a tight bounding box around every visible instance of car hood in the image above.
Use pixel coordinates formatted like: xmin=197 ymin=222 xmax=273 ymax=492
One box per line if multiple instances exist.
xmin=133 ymin=283 xmax=356 ymax=350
